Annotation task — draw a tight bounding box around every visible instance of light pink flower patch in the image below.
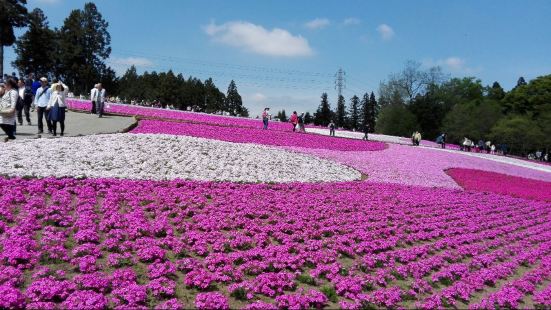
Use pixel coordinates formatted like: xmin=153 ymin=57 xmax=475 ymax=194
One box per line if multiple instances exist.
xmin=447 ymin=168 xmax=551 ymax=201
xmin=287 ymin=143 xmax=551 ymax=188
xmin=132 ymin=119 xmax=386 ymax=151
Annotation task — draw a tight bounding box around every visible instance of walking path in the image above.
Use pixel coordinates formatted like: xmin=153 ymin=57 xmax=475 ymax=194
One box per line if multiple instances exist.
xmin=1 ymin=111 xmax=135 ymax=140
xmin=306 ymin=127 xmax=551 ymax=174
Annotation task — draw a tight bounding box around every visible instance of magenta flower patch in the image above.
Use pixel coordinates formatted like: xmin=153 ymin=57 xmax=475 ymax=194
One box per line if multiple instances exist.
xmin=132 ymin=119 xmax=386 ymax=151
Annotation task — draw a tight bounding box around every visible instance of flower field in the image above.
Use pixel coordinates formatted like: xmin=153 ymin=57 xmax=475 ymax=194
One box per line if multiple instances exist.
xmin=0 ymin=134 xmax=359 ymax=183
xmin=67 ymin=100 xmax=293 ymax=131
xmin=1 ymin=178 xmax=550 ymax=309
xmin=447 ymin=168 xmax=551 ymax=202
xmin=1 ymin=102 xmax=550 ymax=309
xmin=132 ymin=120 xmax=386 ymax=152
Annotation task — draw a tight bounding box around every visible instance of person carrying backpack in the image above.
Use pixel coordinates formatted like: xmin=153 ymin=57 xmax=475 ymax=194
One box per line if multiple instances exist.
xmin=289 ymin=111 xmax=298 ymax=132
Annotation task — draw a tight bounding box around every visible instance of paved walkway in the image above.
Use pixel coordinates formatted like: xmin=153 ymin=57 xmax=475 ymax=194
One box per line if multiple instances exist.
xmin=1 ymin=111 xmax=136 ymax=140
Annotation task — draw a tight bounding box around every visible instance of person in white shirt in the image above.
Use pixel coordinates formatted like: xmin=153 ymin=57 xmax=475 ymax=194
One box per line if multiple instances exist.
xmin=0 ymin=79 xmax=19 ymax=141
xmin=34 ymin=77 xmax=52 ymax=134
xmin=90 ymin=84 xmax=98 ymax=114
xmin=46 ymin=82 xmax=68 ymax=136
xmin=96 ymin=83 xmax=106 ymax=118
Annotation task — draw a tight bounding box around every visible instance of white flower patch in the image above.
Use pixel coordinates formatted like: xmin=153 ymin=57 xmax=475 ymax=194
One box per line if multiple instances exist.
xmin=0 ymin=133 xmax=361 ymax=182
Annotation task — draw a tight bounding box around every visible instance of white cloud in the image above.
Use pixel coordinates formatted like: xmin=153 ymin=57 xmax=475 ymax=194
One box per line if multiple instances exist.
xmin=251 ymin=92 xmax=267 ymax=102
xmin=204 ymin=21 xmax=313 ymax=57
xmin=343 ymin=17 xmax=361 ymax=26
xmin=376 ymin=24 xmax=395 ymax=40
xmin=110 ymin=57 xmax=154 ymax=67
xmin=108 ymin=57 xmax=154 ymax=75
xmin=305 ymin=18 xmax=330 ymax=30
xmin=422 ymin=57 xmax=480 ymax=74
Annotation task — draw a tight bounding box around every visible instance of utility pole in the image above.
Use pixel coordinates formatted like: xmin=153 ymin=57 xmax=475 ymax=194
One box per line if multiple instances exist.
xmin=335 ymin=68 xmax=346 ymax=98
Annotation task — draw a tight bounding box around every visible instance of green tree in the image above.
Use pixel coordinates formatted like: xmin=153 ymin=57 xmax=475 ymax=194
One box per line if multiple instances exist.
xmin=304 ymin=112 xmax=313 ymax=124
xmin=490 ymin=116 xmax=544 ymax=155
xmin=368 ymin=92 xmax=379 ymax=132
xmin=335 ymin=95 xmax=347 ymax=128
xmin=360 ymin=93 xmax=369 ymax=129
xmin=204 ymin=77 xmax=225 ymax=113
xmin=276 ymin=109 xmax=288 ymax=122
xmin=375 ymin=103 xmax=418 ymax=137
xmin=0 ymin=0 xmax=28 ymax=76
xmin=516 ymin=76 xmax=527 ymax=88
xmin=12 ymin=8 xmax=56 ymax=77
xmin=118 ymin=65 xmax=141 ymax=101
xmin=487 ymin=81 xmax=505 ymax=101
xmin=58 ymin=2 xmax=112 ymax=95
xmin=408 ymin=94 xmax=445 ymax=140
xmin=442 ymin=99 xmax=503 ymax=144
xmin=225 ymin=80 xmax=247 ymax=116
xmin=502 ymin=74 xmax=551 ymax=116
xmin=348 ymin=95 xmax=360 ymax=130
xmin=314 ymin=92 xmax=332 ymax=126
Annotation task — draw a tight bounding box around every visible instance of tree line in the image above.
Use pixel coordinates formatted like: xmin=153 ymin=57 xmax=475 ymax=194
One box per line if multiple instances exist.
xmin=2 ymin=1 xmax=248 ymax=116
xmin=375 ymin=61 xmax=550 ymax=156
xmin=308 ymin=91 xmax=379 ymax=132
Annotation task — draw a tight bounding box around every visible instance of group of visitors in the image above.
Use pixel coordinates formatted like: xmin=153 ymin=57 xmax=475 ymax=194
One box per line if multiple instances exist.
xmin=289 ymin=111 xmax=305 ymax=132
xmin=90 ymin=83 xmax=106 ymax=117
xmin=0 ymin=74 xmax=68 ymax=141
xmin=461 ymin=138 xmax=498 ymax=154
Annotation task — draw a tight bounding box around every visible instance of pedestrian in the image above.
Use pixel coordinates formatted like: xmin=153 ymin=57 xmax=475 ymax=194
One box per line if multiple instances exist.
xmin=0 ymin=79 xmax=19 ymax=142
xmin=298 ymin=112 xmax=305 ymax=132
xmin=491 ymin=144 xmax=496 ymax=155
xmin=34 ymin=77 xmax=52 ymax=134
xmin=328 ymin=120 xmax=336 ymax=137
xmin=441 ymin=133 xmax=447 ymax=149
xmin=363 ymin=124 xmax=369 ymax=140
xmin=262 ymin=107 xmax=270 ymax=130
xmin=290 ymin=111 xmax=298 ymax=132
xmin=16 ymin=79 xmax=32 ymax=125
xmin=47 ymin=82 xmax=68 ymax=136
xmin=485 ymin=140 xmax=491 ymax=153
xmin=90 ymin=84 xmax=98 ymax=114
xmin=412 ymin=131 xmax=421 ymax=146
xmin=96 ymin=83 xmax=106 ymax=118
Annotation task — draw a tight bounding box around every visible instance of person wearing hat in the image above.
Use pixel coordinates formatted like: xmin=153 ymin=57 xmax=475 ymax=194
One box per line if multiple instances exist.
xmin=34 ymin=77 xmax=52 ymax=134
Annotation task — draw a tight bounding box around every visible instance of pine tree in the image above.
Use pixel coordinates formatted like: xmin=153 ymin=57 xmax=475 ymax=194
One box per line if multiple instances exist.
xmin=335 ymin=95 xmax=347 ymax=128
xmin=516 ymin=77 xmax=527 ymax=87
xmin=487 ymin=81 xmax=505 ymax=101
xmin=361 ymin=93 xmax=369 ymax=129
xmin=204 ymin=78 xmax=225 ymax=113
xmin=313 ymin=92 xmax=332 ymax=126
xmin=225 ymin=80 xmax=247 ymax=116
xmin=13 ymin=8 xmax=56 ymax=77
xmin=58 ymin=2 xmax=112 ymax=95
xmin=119 ymin=65 xmax=140 ymax=101
xmin=368 ymin=92 xmax=379 ymax=132
xmin=304 ymin=112 xmax=313 ymax=124
xmin=279 ymin=109 xmax=287 ymax=122
xmin=348 ymin=95 xmax=360 ymax=130
xmin=0 ymin=0 xmax=28 ymax=76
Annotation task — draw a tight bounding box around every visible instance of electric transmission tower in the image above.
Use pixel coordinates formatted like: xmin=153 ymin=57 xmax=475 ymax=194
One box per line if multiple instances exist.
xmin=335 ymin=68 xmax=346 ymax=98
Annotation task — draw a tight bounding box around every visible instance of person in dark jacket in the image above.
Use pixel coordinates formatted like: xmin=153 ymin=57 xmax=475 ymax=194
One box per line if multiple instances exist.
xmin=363 ymin=124 xmax=369 ymax=140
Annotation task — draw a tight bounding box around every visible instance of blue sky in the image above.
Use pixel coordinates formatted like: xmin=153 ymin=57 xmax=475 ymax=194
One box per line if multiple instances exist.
xmin=5 ymin=0 xmax=551 ymax=116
